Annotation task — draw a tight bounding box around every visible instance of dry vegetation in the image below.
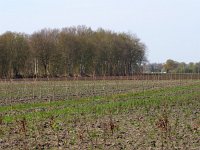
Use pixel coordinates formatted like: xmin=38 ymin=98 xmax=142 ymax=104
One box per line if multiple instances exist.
xmin=0 ymin=79 xmax=199 ymax=149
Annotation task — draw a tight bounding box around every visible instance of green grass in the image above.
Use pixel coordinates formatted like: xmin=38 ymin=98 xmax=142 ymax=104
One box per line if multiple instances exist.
xmin=1 ymin=82 xmax=199 ymax=123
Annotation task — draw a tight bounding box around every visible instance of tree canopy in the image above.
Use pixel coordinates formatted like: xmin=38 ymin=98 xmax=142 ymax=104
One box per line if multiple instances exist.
xmin=0 ymin=26 xmax=146 ymax=78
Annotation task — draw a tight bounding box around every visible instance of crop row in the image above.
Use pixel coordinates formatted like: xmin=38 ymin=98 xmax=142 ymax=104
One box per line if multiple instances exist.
xmin=0 ymin=80 xmax=198 ymax=106
xmin=0 ymin=81 xmax=199 ymax=149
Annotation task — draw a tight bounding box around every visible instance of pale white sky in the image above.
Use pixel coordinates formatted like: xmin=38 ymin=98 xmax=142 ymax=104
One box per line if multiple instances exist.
xmin=0 ymin=0 xmax=200 ymax=63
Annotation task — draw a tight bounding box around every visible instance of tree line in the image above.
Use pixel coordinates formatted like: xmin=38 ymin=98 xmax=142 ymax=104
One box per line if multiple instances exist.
xmin=145 ymin=59 xmax=200 ymax=73
xmin=0 ymin=26 xmax=146 ymax=79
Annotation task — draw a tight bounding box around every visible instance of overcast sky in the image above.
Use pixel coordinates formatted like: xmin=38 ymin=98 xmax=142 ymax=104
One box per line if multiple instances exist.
xmin=0 ymin=0 xmax=200 ymax=63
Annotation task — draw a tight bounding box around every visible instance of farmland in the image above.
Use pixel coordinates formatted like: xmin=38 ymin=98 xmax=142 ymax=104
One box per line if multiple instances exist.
xmin=0 ymin=79 xmax=200 ymax=149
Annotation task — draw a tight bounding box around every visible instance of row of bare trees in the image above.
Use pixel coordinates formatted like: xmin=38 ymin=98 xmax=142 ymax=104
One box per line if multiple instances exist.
xmin=0 ymin=26 xmax=146 ymax=79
